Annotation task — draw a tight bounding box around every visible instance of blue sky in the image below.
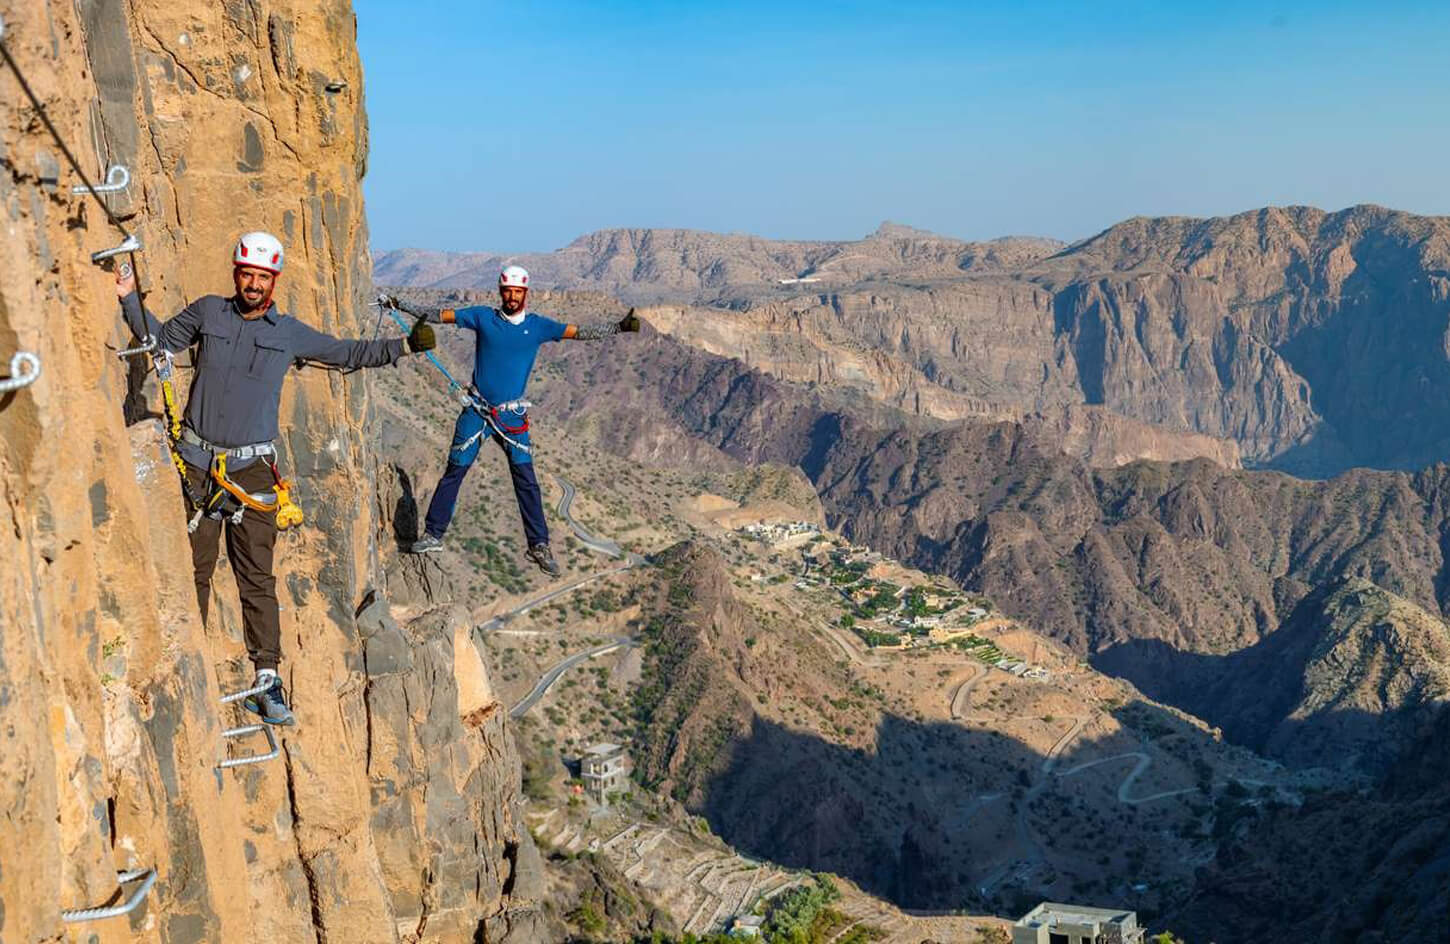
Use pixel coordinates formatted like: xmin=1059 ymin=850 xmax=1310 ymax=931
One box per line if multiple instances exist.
xmin=356 ymin=0 xmax=1450 ymax=252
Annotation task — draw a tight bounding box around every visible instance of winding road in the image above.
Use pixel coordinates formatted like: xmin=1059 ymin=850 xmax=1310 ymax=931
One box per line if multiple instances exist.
xmin=949 ymin=663 xmax=989 ymax=720
xmin=1056 ymin=752 xmax=1201 ymax=805
xmin=554 ymin=474 xmax=623 ymax=558
xmin=475 ymin=563 xmax=631 ymax=634
xmin=952 ymin=665 xmax=1203 ymax=897
xmin=509 ymin=636 xmax=635 ymax=718
xmin=474 ymin=477 xmax=646 ymax=719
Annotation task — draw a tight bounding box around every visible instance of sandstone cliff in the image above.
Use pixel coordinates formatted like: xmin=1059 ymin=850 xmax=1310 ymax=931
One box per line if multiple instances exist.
xmin=0 ymin=4 xmax=541 ymax=941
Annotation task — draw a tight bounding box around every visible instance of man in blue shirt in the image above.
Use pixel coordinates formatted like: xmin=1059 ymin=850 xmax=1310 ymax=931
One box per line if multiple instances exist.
xmin=388 ymin=265 xmax=640 ymax=576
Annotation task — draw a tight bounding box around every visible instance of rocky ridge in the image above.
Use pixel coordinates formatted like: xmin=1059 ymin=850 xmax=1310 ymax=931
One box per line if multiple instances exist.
xmin=0 ymin=4 xmax=544 ymax=941
xmin=374 ymin=224 xmax=1065 ymax=305
xmin=380 ymin=205 xmax=1450 ymax=476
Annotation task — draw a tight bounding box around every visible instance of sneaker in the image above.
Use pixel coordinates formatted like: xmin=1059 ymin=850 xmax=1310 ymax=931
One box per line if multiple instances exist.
xmin=408 ymin=533 xmax=444 ymax=554
xmin=526 ymin=543 xmax=562 ymax=577
xmin=243 ymin=671 xmax=296 ymax=726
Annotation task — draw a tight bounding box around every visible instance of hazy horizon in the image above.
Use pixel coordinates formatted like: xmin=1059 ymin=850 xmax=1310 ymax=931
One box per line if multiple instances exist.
xmin=370 ymin=200 xmax=1442 ymax=256
xmin=356 ymin=0 xmax=1450 ymax=254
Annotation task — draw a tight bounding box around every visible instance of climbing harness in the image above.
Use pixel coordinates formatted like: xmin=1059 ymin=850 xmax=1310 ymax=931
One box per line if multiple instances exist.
xmin=60 ymin=868 xmax=157 ymax=923
xmin=376 ymin=297 xmax=534 ymax=455
xmin=457 ymin=397 xmax=533 ymax=456
xmin=0 ymin=349 xmax=40 ymax=393
xmin=207 ymin=452 xmax=305 ymax=531
xmin=118 ymin=324 xmax=304 ymax=533
xmin=179 ymin=430 xmax=304 ymax=533
xmin=116 ymin=327 xmax=207 ymax=509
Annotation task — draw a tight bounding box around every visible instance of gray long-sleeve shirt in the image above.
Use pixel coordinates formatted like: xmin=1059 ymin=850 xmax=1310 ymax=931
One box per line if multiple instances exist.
xmin=121 ymin=291 xmax=405 ymax=455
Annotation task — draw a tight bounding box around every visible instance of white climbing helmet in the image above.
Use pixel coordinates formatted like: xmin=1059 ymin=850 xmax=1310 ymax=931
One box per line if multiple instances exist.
xmin=233 ymin=231 xmax=285 ymax=274
xmin=499 ymin=265 xmax=529 ymax=288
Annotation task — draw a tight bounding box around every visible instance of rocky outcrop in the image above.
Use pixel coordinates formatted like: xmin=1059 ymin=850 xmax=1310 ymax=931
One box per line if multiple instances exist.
xmin=1184 ymin=578 xmax=1450 ymax=775
xmin=0 ymin=4 xmax=540 ymax=942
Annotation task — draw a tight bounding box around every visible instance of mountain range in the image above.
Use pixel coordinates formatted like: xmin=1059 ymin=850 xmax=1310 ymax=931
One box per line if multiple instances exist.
xmin=378 ymin=207 xmax=1450 ymax=939
xmin=379 ymin=205 xmax=1450 ymax=477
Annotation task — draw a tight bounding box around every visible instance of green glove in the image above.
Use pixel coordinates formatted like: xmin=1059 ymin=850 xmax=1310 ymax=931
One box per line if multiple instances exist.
xmin=618 ymin=308 xmax=642 ymax=333
xmin=407 ymin=317 xmax=436 ymax=353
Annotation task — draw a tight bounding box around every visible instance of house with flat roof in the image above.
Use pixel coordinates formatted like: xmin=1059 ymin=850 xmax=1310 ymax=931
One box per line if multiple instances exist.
xmin=581 ymin=743 xmax=629 ymax=806
xmin=729 ymin=914 xmax=765 ymax=938
xmin=1012 ymin=902 xmax=1144 ymax=944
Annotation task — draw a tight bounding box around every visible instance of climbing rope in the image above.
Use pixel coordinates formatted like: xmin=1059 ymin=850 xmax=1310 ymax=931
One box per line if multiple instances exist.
xmin=375 ymin=297 xmax=534 ymax=455
xmin=0 ymin=350 xmax=40 ymax=393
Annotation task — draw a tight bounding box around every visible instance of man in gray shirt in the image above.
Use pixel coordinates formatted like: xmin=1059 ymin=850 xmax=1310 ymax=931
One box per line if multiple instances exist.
xmin=116 ymin=231 xmax=435 ymax=724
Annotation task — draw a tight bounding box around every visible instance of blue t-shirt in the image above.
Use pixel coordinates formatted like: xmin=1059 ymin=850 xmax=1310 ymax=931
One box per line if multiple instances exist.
xmin=452 ymin=306 xmax=568 ymax=404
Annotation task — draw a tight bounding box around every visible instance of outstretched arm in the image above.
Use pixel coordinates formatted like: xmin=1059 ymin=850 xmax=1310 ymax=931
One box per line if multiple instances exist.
xmin=563 ymin=309 xmax=642 ymax=340
xmin=382 ymin=296 xmax=459 ymax=325
xmin=115 ymin=268 xmax=205 ymax=352
xmin=290 ymin=320 xmax=410 ymax=369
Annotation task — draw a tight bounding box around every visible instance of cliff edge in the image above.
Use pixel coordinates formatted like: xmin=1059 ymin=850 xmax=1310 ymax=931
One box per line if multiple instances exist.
xmin=0 ymin=3 xmax=544 ymax=941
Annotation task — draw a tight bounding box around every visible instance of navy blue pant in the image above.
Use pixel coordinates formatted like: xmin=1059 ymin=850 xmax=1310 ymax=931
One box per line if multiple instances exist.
xmin=423 ymin=406 xmax=548 ymax=547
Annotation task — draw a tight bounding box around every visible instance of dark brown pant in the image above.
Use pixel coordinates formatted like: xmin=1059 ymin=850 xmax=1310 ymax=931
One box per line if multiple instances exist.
xmin=184 ymin=460 xmax=281 ymax=670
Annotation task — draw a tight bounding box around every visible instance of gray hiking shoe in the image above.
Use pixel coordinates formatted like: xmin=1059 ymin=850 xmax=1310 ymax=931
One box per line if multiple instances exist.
xmin=408 ymin=533 xmax=444 ymax=554
xmin=243 ymin=672 xmax=296 ymax=726
xmin=526 ymin=543 xmax=562 ymax=577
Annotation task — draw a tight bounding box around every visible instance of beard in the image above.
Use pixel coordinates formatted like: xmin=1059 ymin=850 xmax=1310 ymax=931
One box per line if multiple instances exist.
xmin=240 ymin=289 xmax=272 ymax=312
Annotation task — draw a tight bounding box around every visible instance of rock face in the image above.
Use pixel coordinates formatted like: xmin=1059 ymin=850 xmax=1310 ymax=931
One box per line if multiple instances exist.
xmin=380 ymin=205 xmax=1450 ymax=476
xmin=0 ymin=4 xmax=541 ymax=942
xmin=1186 ymin=578 xmax=1450 ymax=776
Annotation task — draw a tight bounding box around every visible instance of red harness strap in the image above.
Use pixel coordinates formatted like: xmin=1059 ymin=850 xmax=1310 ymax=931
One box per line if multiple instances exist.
xmin=491 ymin=407 xmax=529 ymax=435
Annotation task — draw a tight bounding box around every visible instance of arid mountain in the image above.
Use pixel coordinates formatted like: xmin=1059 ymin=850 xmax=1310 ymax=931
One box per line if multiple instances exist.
xmin=1186 ymin=578 xmax=1450 ymax=775
xmin=368 ymin=281 xmax=1450 ymax=938
xmin=617 ymin=535 xmax=1450 ymax=942
xmin=1170 ymin=704 xmax=1450 ymax=944
xmin=374 ymin=224 xmax=1065 ymax=304
xmin=499 ymin=321 xmax=1450 ymax=769
xmin=381 ymin=205 xmax=1450 ymax=476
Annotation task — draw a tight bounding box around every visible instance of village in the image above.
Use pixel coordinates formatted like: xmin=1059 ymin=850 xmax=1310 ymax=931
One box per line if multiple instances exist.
xmin=741 ymin=521 xmax=1051 ymax=680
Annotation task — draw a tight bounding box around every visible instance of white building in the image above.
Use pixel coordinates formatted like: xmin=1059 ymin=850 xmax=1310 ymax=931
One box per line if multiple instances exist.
xmin=581 ymin=743 xmax=629 ymax=806
xmin=1011 ymin=902 xmax=1144 ymax=944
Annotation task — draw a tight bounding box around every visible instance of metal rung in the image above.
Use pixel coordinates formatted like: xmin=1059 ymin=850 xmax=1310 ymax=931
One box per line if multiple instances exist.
xmin=0 ymin=351 xmax=40 ymax=393
xmin=217 ymin=680 xmax=281 ymax=769
xmin=117 ymin=337 xmax=158 ymax=359
xmin=91 ymin=233 xmax=142 ymax=264
xmin=72 ymin=163 xmax=130 ymax=196
xmin=219 ymin=678 xmax=271 ymax=704
xmin=60 ymin=868 xmax=157 ymax=923
xmin=217 ymin=721 xmax=278 ymax=769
